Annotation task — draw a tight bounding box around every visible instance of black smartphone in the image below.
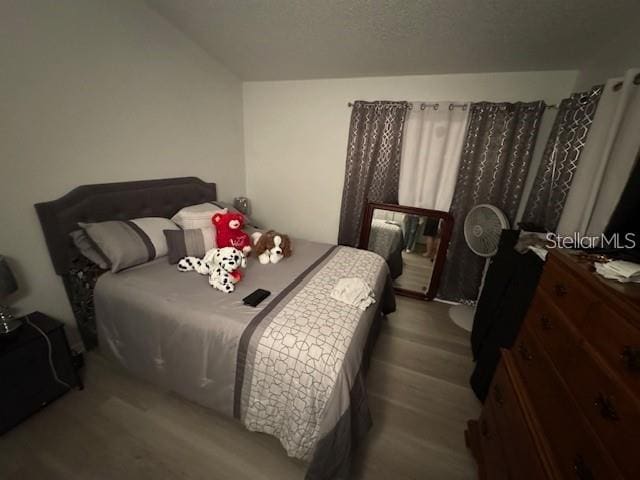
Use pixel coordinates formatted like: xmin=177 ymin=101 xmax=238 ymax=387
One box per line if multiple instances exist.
xmin=242 ymin=289 xmax=271 ymax=307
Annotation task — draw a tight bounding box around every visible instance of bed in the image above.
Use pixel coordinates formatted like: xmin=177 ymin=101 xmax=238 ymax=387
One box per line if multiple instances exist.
xmin=35 ymin=177 xmax=395 ymax=480
xmin=367 ymin=218 xmax=404 ymax=279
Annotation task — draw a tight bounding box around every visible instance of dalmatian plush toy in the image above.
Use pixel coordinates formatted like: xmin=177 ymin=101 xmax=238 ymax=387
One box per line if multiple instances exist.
xmin=177 ymin=246 xmax=246 ymax=293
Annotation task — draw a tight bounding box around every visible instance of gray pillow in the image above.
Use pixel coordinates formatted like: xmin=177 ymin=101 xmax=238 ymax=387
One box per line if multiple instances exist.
xmin=164 ymin=227 xmax=217 ymax=264
xmin=69 ymin=229 xmax=109 ymax=270
xmin=79 ymin=217 xmax=179 ymax=272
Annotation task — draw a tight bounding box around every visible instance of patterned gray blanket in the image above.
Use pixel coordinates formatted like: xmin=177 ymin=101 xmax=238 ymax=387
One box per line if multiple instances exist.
xmin=368 ymin=219 xmax=404 ymax=261
xmin=236 ymin=247 xmax=387 ymax=461
xmin=95 ymin=241 xmax=394 ymax=480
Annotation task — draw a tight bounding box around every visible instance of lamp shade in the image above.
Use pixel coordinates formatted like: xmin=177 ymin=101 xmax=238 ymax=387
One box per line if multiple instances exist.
xmin=233 ymin=196 xmax=250 ymax=215
xmin=0 ymin=256 xmax=18 ymax=297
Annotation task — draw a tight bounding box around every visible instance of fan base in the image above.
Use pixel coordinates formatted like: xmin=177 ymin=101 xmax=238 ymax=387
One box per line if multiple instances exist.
xmin=449 ymin=304 xmax=475 ymax=332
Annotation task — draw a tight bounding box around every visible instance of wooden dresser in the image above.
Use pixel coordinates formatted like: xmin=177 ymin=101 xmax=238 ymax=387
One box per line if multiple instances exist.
xmin=466 ymin=249 xmax=640 ymax=479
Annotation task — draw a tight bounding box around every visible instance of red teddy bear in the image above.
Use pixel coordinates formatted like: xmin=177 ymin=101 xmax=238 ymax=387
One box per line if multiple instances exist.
xmin=212 ymin=210 xmax=252 ymax=254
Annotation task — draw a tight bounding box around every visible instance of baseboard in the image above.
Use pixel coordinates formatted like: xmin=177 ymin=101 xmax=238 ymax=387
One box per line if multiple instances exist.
xmin=434 ymin=298 xmax=460 ymax=305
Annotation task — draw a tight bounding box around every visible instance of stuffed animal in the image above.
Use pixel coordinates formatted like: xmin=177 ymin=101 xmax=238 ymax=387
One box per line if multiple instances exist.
xmin=252 ymin=230 xmax=292 ymax=265
xmin=177 ymin=246 xmax=246 ymax=293
xmin=212 ymin=210 xmax=252 ymax=255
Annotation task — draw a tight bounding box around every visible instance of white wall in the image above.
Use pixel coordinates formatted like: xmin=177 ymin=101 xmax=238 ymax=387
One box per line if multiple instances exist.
xmin=0 ymin=0 xmax=245 ymax=345
xmin=243 ymin=71 xmax=578 ymax=244
xmin=574 ymin=27 xmax=640 ymax=89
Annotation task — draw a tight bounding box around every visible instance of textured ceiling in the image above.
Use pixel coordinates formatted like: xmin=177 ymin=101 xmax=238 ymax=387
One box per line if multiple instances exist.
xmin=145 ymin=0 xmax=639 ymax=81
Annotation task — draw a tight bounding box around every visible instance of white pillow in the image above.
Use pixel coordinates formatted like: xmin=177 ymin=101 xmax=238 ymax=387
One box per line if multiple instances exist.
xmin=171 ymin=202 xmax=226 ymax=229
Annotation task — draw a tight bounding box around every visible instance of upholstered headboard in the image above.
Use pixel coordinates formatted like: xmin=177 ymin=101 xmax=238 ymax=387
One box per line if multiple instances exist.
xmin=34 ymin=177 xmax=217 ymax=349
xmin=35 ymin=177 xmax=217 ymax=275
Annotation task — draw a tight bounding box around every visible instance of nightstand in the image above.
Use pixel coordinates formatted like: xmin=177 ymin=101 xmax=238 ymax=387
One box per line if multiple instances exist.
xmin=0 ymin=312 xmax=82 ymax=434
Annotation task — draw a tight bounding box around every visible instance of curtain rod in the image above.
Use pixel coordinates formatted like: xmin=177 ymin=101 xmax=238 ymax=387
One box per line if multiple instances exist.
xmin=347 ymin=101 xmax=558 ymax=110
xmin=345 ymin=101 xmax=468 ymax=110
xmin=409 ymin=102 xmax=469 ymax=111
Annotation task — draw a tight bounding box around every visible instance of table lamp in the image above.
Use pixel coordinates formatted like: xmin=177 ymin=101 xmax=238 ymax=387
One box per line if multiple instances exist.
xmin=233 ymin=196 xmax=250 ymax=215
xmin=0 ymin=256 xmax=21 ymax=335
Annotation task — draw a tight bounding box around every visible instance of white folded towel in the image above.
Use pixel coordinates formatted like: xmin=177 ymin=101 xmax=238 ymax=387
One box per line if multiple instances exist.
xmin=595 ymin=260 xmax=640 ymax=283
xmin=330 ymin=278 xmax=375 ymax=310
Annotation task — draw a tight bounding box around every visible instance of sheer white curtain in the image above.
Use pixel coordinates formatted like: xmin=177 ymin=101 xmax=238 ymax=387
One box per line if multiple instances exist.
xmin=558 ymin=68 xmax=640 ymax=235
xmin=399 ymin=102 xmax=470 ymax=211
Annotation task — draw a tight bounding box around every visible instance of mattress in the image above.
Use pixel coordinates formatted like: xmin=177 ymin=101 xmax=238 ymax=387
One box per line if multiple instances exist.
xmin=94 ymin=238 xmax=395 ymax=480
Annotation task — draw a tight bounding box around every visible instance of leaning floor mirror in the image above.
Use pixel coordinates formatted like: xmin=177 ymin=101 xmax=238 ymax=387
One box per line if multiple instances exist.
xmin=359 ymin=202 xmax=453 ymax=300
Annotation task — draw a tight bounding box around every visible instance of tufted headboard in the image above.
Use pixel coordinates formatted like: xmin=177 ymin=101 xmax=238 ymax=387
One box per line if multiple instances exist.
xmin=35 ymin=177 xmax=217 ymax=275
xmin=35 ymin=177 xmax=217 ymax=349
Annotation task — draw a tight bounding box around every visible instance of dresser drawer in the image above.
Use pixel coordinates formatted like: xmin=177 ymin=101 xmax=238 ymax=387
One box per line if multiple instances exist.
xmin=477 ymin=399 xmax=510 ymax=480
xmin=582 ymin=303 xmax=640 ymax=399
xmin=563 ymin=339 xmax=640 ymax=478
xmin=0 ymin=344 xmax=50 ymax=399
xmin=489 ymin=354 xmax=549 ymax=480
xmin=512 ymin=325 xmax=623 ymax=480
xmin=539 ymin=257 xmax=597 ymax=324
xmin=524 ymin=290 xmax=578 ymax=373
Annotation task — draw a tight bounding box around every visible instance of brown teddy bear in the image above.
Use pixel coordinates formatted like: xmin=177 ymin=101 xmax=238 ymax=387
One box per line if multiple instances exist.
xmin=252 ymin=230 xmax=292 ymax=264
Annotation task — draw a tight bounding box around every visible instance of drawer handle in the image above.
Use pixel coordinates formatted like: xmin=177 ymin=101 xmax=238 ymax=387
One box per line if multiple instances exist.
xmin=573 ymin=454 xmax=594 ymax=480
xmin=518 ymin=342 xmax=533 ymax=361
xmin=594 ymin=393 xmax=619 ymax=421
xmin=554 ymin=283 xmax=568 ymax=297
xmin=621 ymin=346 xmax=640 ymax=372
xmin=540 ymin=315 xmax=552 ymax=330
xmin=480 ymin=419 xmax=489 ymax=437
xmin=493 ymin=384 xmax=504 ymax=407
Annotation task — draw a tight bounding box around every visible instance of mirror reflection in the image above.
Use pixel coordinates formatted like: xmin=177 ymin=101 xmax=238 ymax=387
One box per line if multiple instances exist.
xmin=363 ymin=204 xmax=451 ymax=299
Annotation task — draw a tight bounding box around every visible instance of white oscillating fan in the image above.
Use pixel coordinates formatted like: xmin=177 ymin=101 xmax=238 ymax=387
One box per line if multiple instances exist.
xmin=449 ymin=204 xmax=509 ymax=331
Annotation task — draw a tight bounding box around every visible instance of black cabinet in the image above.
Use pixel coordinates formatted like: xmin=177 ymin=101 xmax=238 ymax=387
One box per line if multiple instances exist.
xmin=0 ymin=312 xmax=82 ymax=434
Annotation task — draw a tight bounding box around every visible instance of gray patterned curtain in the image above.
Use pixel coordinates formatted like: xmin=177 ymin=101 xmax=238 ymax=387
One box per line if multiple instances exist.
xmin=521 ymin=86 xmax=603 ymax=231
xmin=338 ymin=101 xmax=409 ymax=247
xmin=439 ymin=101 xmax=545 ymax=303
